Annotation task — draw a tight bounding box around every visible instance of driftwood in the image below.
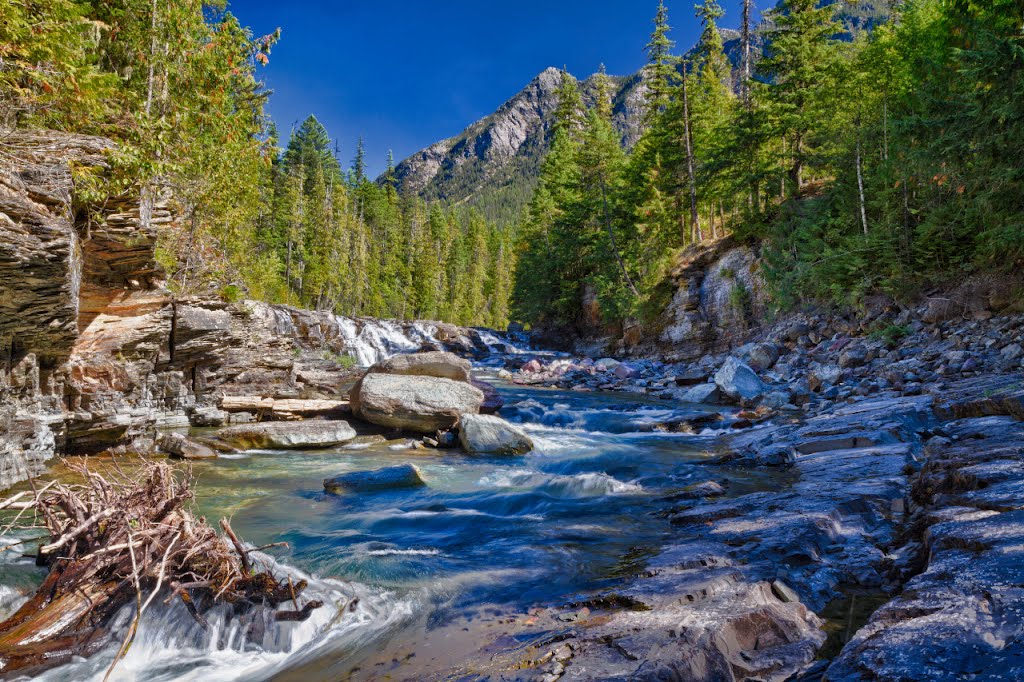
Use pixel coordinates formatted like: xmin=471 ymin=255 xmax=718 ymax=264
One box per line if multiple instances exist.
xmin=0 ymin=459 xmax=323 ymax=678
xmin=219 ymin=396 xmax=350 ymax=421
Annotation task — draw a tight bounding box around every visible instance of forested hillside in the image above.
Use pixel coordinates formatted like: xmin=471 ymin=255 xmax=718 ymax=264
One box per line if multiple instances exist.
xmin=513 ymin=0 xmax=1024 ymax=333
xmin=0 ymin=0 xmax=514 ymax=327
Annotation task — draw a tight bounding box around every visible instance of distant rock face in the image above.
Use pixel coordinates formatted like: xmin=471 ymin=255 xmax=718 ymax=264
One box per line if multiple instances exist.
xmin=392 ymin=67 xmax=646 ymax=214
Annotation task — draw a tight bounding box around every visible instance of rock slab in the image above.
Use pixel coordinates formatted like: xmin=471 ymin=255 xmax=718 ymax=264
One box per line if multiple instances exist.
xmin=217 ymin=421 xmax=356 ymax=449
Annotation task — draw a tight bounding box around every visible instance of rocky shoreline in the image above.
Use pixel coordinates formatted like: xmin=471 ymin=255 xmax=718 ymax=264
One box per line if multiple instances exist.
xmin=436 ymin=304 xmax=1024 ymax=681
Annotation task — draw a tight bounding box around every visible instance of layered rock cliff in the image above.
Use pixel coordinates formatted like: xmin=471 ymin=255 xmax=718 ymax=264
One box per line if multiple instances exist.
xmin=0 ymin=131 xmax=489 ymax=489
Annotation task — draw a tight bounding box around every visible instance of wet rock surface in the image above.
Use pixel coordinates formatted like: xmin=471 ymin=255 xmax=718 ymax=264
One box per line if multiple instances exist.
xmin=458 ymin=414 xmax=534 ymax=455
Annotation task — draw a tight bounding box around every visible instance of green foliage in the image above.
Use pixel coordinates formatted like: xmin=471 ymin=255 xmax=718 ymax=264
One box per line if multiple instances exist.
xmin=219 ymin=284 xmax=244 ymax=303
xmin=869 ymin=323 xmax=911 ymax=347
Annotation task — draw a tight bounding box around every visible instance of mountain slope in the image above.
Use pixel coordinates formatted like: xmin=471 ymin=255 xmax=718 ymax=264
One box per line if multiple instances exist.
xmin=392 ymin=67 xmax=646 ymax=223
xmin=390 ymin=0 xmax=895 ymax=224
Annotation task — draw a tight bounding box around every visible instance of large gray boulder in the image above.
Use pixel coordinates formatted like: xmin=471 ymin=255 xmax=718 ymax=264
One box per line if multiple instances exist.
xmin=369 ymin=351 xmax=471 ymax=383
xmin=217 ymin=420 xmax=357 ymax=449
xmin=351 ymin=373 xmax=484 ymax=433
xmin=679 ymin=383 xmax=722 ymax=404
xmin=458 ymin=414 xmax=533 ymax=455
xmin=324 ymin=464 xmax=426 ymax=493
xmin=714 ymin=357 xmax=769 ymax=405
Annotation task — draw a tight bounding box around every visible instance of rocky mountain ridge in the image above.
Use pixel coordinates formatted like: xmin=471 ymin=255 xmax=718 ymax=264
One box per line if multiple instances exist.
xmin=389 ymin=1 xmax=896 ymax=221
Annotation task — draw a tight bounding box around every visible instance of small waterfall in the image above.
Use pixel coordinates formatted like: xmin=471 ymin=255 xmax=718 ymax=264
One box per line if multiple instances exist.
xmin=475 ymin=329 xmax=531 ymax=355
xmin=333 ymin=316 xmax=442 ymax=367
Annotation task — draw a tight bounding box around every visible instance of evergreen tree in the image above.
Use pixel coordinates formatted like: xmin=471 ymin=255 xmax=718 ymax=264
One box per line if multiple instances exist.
xmin=643 ymin=0 xmax=676 ymax=121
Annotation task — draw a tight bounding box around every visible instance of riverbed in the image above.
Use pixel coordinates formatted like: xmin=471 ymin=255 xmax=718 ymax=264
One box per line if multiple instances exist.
xmin=0 ymin=373 xmax=788 ymax=681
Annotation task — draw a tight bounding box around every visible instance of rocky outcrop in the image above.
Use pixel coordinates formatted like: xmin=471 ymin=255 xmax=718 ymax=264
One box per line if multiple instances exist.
xmin=458 ymin=414 xmax=533 ymax=455
xmin=0 ymin=130 xmax=504 ymax=489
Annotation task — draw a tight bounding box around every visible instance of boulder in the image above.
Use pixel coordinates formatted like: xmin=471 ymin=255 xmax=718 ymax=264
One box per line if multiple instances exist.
xmin=673 ymin=367 xmax=711 ymax=386
xmin=595 ymin=358 xmax=621 ymax=372
xmin=714 ymin=357 xmax=769 ymax=405
xmin=217 ymin=421 xmax=357 ymax=449
xmin=157 ymin=433 xmax=217 ymax=460
xmin=458 ymin=414 xmax=534 ymax=455
xmin=324 ymin=464 xmax=425 ymax=494
xmin=351 ymin=373 xmax=484 ymax=433
xmin=369 ymin=351 xmax=471 ymax=382
xmin=471 ymin=378 xmax=504 ymax=414
xmin=738 ymin=342 xmax=781 ymax=372
xmin=838 ymin=346 xmax=868 ymax=368
xmin=680 ymin=383 xmax=722 ymax=404
xmin=190 ymin=406 xmax=228 ymax=427
xmin=808 ymin=364 xmax=843 ymax=392
xmin=613 ymin=363 xmax=639 ymax=380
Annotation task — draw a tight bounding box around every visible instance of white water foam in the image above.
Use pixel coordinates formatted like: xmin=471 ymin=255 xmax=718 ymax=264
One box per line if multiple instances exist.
xmin=479 ymin=470 xmax=644 ymax=497
xmin=27 ymin=554 xmax=420 ymax=682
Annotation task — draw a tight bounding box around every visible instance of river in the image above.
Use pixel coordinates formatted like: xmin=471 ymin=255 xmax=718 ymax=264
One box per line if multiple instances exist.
xmin=0 ymin=360 xmax=783 ymax=681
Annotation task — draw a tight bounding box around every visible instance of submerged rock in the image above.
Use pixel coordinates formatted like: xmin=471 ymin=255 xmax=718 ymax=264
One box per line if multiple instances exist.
xmin=217 ymin=420 xmax=356 ymax=449
xmin=324 ymin=463 xmax=425 ymax=493
xmin=714 ymin=357 xmax=769 ymax=405
xmin=458 ymin=414 xmax=533 ymax=455
xmin=369 ymin=350 xmax=471 ymax=382
xmin=350 ymin=373 xmax=484 ymax=433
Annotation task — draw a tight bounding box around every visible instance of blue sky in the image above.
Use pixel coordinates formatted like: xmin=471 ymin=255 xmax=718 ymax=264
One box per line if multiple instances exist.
xmin=230 ymin=1 xmax=731 ymax=177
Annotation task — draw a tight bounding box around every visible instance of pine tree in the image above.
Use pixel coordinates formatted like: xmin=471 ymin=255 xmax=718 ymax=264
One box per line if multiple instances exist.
xmin=759 ymin=0 xmax=843 ymax=193
xmin=643 ymin=0 xmax=676 ymax=122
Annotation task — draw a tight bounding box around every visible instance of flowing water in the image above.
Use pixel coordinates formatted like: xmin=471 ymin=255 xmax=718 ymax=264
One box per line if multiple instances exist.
xmin=0 ymin=339 xmax=780 ymax=681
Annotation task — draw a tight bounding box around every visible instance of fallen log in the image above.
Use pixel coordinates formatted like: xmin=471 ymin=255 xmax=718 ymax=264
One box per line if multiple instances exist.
xmin=219 ymin=396 xmax=351 ymax=421
xmin=0 ymin=459 xmax=323 ymax=678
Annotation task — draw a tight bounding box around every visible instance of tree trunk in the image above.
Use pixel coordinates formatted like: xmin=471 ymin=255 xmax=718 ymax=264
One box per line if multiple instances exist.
xmin=681 ymin=69 xmax=700 ymax=242
xmin=856 ymin=126 xmax=869 ymax=237
xmin=600 ymin=174 xmax=640 ymax=298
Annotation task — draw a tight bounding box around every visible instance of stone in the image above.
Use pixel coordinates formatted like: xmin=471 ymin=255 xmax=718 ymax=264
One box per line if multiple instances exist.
xmin=595 ymin=358 xmax=621 ymax=371
xmin=324 ymin=464 xmax=425 ymax=494
xmin=673 ymin=367 xmax=711 ymax=386
xmin=739 ymin=342 xmax=781 ymax=372
xmin=680 ymin=383 xmax=722 ymax=404
xmin=714 ymin=357 xmax=769 ymax=405
xmin=190 ymin=406 xmax=227 ymax=427
xmin=458 ymin=414 xmax=534 ymax=455
xmin=838 ymin=346 xmax=867 ymax=368
xmin=613 ymin=363 xmax=639 ymax=380
xmin=808 ymin=364 xmax=843 ymax=392
xmin=1000 ymin=342 xmax=1023 ymax=361
xmin=157 ymin=432 xmax=217 ymax=460
xmin=350 ymin=373 xmax=484 ymax=433
xmin=471 ymin=378 xmax=504 ymax=415
xmin=217 ymin=420 xmax=357 ymax=449
xmin=760 ymin=390 xmax=793 ymax=409
xmin=369 ymin=350 xmax=472 ymax=383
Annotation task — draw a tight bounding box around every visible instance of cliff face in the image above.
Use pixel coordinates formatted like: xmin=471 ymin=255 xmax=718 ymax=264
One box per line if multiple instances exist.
xmin=392 ymin=67 xmax=647 ymax=218
xmin=0 ymin=131 xmax=487 ymax=490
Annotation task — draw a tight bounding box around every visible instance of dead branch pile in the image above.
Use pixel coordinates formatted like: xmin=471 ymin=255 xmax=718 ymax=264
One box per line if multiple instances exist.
xmin=0 ymin=459 xmax=322 ymax=678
